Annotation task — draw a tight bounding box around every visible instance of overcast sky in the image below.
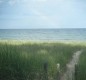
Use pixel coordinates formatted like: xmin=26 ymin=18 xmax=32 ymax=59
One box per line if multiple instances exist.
xmin=0 ymin=0 xmax=86 ymax=29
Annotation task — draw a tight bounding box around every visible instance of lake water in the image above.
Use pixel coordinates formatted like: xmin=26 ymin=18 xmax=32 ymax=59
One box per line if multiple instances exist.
xmin=0 ymin=29 xmax=86 ymax=41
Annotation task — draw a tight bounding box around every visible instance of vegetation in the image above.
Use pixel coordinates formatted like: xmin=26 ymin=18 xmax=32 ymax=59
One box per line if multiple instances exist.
xmin=0 ymin=41 xmax=83 ymax=80
xmin=75 ymin=48 xmax=86 ymax=80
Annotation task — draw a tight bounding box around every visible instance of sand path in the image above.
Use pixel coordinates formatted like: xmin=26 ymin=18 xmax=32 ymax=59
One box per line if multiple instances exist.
xmin=60 ymin=50 xmax=82 ymax=80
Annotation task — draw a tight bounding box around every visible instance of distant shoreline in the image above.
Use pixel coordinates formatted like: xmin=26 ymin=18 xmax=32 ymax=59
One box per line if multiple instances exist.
xmin=0 ymin=28 xmax=86 ymax=30
xmin=0 ymin=40 xmax=86 ymax=45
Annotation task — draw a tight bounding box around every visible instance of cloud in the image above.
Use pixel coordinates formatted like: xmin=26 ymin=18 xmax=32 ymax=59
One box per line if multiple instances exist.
xmin=21 ymin=0 xmax=47 ymax=4
xmin=15 ymin=0 xmax=47 ymax=3
xmin=34 ymin=0 xmax=47 ymax=2
xmin=0 ymin=0 xmax=3 ymax=4
xmin=25 ymin=0 xmax=47 ymax=2
xmin=8 ymin=0 xmax=17 ymax=6
xmin=31 ymin=9 xmax=57 ymax=26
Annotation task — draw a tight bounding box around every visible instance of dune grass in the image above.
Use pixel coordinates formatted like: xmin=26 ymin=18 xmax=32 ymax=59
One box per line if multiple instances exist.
xmin=0 ymin=41 xmax=83 ymax=80
xmin=75 ymin=48 xmax=86 ymax=80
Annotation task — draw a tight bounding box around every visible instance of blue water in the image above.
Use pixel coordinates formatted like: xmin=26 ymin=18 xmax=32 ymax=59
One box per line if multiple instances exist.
xmin=0 ymin=29 xmax=86 ymax=41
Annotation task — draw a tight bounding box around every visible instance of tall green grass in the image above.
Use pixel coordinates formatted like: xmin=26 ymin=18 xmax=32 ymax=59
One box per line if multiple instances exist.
xmin=75 ymin=49 xmax=86 ymax=80
xmin=0 ymin=41 xmax=82 ymax=80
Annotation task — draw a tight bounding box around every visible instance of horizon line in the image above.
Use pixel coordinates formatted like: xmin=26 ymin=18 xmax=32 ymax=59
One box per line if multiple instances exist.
xmin=0 ymin=28 xmax=86 ymax=29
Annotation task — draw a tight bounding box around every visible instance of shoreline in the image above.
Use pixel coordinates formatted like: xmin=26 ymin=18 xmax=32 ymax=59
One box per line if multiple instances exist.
xmin=0 ymin=40 xmax=86 ymax=46
xmin=0 ymin=39 xmax=86 ymax=42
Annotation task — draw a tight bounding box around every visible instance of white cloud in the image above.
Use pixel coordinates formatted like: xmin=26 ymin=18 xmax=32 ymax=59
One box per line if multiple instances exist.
xmin=21 ymin=0 xmax=47 ymax=4
xmin=31 ymin=9 xmax=57 ymax=26
xmin=0 ymin=0 xmax=3 ymax=4
xmin=21 ymin=0 xmax=28 ymax=3
xmin=8 ymin=0 xmax=17 ymax=6
xmin=25 ymin=0 xmax=47 ymax=2
xmin=34 ymin=0 xmax=47 ymax=2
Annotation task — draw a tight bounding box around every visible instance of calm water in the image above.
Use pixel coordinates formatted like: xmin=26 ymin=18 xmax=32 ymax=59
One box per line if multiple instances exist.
xmin=0 ymin=29 xmax=86 ymax=41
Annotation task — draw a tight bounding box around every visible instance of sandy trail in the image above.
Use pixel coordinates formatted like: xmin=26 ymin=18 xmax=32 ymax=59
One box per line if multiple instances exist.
xmin=60 ymin=50 xmax=82 ymax=80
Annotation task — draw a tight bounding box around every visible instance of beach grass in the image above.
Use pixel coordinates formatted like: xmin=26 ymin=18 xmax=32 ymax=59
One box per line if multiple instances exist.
xmin=75 ymin=49 xmax=86 ymax=80
xmin=0 ymin=40 xmax=84 ymax=80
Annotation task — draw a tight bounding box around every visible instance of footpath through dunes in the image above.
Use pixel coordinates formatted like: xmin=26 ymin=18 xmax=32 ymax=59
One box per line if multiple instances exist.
xmin=60 ymin=50 xmax=82 ymax=80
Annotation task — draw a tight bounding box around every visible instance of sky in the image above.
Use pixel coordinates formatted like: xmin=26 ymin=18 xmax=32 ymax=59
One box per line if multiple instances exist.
xmin=0 ymin=0 xmax=86 ymax=29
